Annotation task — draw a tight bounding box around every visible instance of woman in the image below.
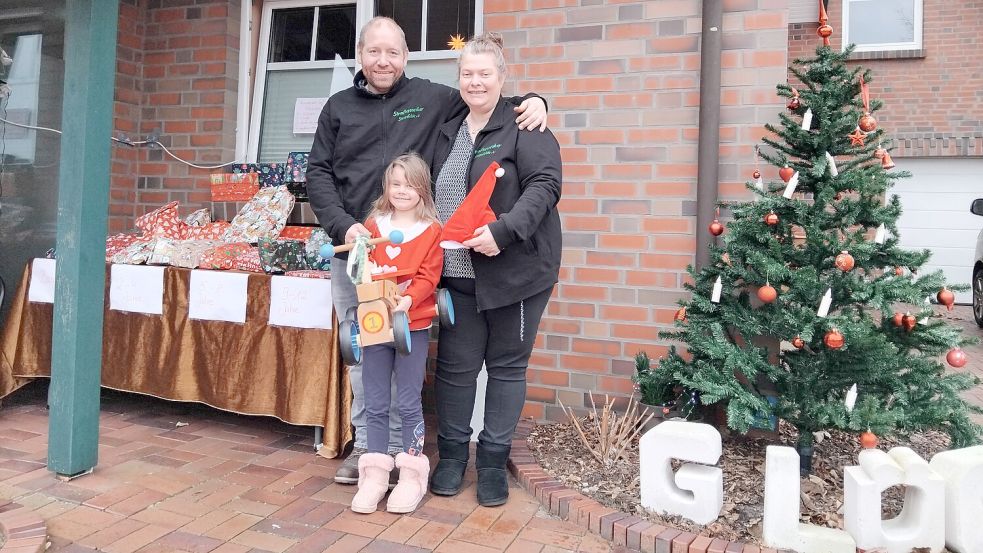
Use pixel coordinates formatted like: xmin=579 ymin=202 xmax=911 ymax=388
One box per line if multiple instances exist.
xmin=429 ymin=33 xmax=562 ymax=507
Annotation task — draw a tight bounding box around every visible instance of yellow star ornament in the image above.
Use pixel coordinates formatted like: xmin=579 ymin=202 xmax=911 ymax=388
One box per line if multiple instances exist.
xmin=447 ymin=34 xmax=467 ymax=50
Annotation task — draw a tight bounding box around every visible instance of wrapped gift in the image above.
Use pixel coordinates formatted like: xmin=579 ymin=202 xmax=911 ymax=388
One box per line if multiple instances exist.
xmin=210 ymin=172 xmax=259 ymax=202
xmin=230 ymin=247 xmax=263 ymax=272
xmin=184 ymin=221 xmax=231 ymax=241
xmin=199 ymin=242 xmax=255 ymax=270
xmin=169 ymin=240 xmax=226 ymax=269
xmin=112 ymin=238 xmax=159 ymax=265
xmin=285 ymin=152 xmax=309 ymax=183
xmin=258 ymin=238 xmax=308 ymax=274
xmin=135 ymin=201 xmax=184 ymax=239
xmin=184 ymin=208 xmax=212 ymax=227
xmin=148 ymin=238 xmax=179 ymax=265
xmin=305 ymin=228 xmax=331 ymax=271
xmin=230 ymin=163 xmax=284 ymax=187
xmin=285 ymin=270 xmax=331 ymax=279
xmin=277 ymin=225 xmax=316 ymax=241
xmin=222 ymin=186 xmax=295 ymax=244
xmin=106 ymin=233 xmax=147 ymax=262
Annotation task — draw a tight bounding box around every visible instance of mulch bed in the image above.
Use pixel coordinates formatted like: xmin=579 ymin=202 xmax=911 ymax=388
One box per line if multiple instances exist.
xmin=527 ymin=414 xmax=951 ymax=546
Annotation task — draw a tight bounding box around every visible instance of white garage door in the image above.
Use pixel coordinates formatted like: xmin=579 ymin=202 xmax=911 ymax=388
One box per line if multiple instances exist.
xmin=892 ymin=158 xmax=983 ymax=304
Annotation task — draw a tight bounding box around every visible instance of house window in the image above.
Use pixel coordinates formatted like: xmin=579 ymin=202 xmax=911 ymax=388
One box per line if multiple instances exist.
xmin=244 ymin=0 xmax=479 ymax=164
xmin=842 ymin=0 xmax=922 ymax=52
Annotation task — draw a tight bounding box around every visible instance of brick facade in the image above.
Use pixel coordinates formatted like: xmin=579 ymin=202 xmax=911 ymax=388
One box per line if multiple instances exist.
xmin=109 ymin=0 xmax=240 ymax=234
xmin=106 ymin=1 xmax=790 ymax=421
xmin=788 ymin=0 xmax=983 ymax=159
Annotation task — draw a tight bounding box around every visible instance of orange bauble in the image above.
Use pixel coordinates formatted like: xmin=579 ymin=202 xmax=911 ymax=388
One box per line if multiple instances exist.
xmin=824 ymin=329 xmax=844 ymax=349
xmin=874 ymin=146 xmax=887 ymax=159
xmin=752 ymin=169 xmax=761 ymax=179
xmin=779 ymin=165 xmax=795 ymax=182
xmin=818 ymin=24 xmax=833 ymax=39
xmin=858 ymin=113 xmax=878 ymax=133
xmin=787 ymin=97 xmax=801 ymax=111
xmin=757 ymin=284 xmax=777 ymax=303
xmin=946 ymin=347 xmax=967 ymax=368
xmin=709 ymin=219 xmax=724 ymax=236
xmin=764 ymin=212 xmax=779 ymax=226
xmin=674 ymin=307 xmax=687 ymax=322
xmin=792 ymin=336 xmax=805 ymax=349
xmin=937 ymin=288 xmax=955 ymax=311
xmin=892 ymin=312 xmax=904 ymax=327
xmin=860 ymin=431 xmax=878 ymax=449
xmin=835 ymin=251 xmax=855 ymax=272
xmin=902 ymin=313 xmax=917 ymax=332
xmin=894 ymin=266 xmax=905 ymax=277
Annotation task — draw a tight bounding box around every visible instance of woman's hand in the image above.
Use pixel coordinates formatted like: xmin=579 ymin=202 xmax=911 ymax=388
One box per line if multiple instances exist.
xmin=463 ymin=225 xmax=501 ymax=256
xmin=394 ymin=294 xmax=413 ymax=312
xmin=514 ymin=97 xmax=547 ymax=132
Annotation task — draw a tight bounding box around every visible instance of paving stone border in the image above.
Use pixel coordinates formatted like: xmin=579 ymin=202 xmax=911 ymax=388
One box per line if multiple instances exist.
xmin=507 ymin=419 xmax=791 ymax=553
xmin=0 ymin=501 xmax=46 ymax=553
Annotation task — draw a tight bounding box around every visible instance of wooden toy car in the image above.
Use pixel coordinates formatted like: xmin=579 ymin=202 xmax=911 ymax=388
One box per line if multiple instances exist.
xmin=321 ymin=232 xmax=454 ymax=365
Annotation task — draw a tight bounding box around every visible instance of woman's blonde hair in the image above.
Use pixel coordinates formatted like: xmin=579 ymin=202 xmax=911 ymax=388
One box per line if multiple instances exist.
xmin=459 ymin=32 xmax=507 ymax=78
xmin=367 ymin=152 xmax=438 ymax=223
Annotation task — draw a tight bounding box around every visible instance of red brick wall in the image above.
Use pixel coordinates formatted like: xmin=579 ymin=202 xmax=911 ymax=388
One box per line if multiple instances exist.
xmin=109 ymin=0 xmax=240 ymax=233
xmin=788 ymin=0 xmax=983 ymax=157
xmin=486 ymin=0 xmax=789 ymax=420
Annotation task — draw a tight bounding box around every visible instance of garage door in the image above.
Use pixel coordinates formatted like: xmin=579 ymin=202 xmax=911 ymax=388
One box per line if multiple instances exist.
xmin=892 ymin=158 xmax=983 ymax=304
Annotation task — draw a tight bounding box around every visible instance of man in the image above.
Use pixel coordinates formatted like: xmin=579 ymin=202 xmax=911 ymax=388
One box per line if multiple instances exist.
xmin=306 ymin=16 xmax=547 ymax=485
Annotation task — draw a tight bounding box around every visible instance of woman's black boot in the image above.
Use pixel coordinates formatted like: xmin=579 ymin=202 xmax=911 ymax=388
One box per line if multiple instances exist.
xmin=429 ymin=438 xmax=470 ymax=496
xmin=475 ymin=442 xmax=510 ymax=507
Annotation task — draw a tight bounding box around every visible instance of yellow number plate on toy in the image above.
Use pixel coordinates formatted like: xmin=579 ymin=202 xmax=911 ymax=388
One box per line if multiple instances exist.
xmin=361 ymin=311 xmax=385 ymax=334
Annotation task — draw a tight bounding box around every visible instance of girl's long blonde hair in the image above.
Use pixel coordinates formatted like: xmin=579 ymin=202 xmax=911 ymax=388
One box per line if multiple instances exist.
xmin=367 ymin=152 xmax=438 ymax=223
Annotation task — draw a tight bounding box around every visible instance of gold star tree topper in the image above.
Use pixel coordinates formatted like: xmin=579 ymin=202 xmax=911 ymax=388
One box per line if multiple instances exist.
xmin=447 ymin=34 xmax=467 ymax=50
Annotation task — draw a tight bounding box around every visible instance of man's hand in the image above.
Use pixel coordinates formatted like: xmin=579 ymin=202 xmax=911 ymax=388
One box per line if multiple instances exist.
xmin=462 ymin=225 xmax=501 ymax=257
xmin=394 ymin=294 xmax=413 ymax=313
xmin=345 ymin=223 xmax=370 ymax=243
xmin=514 ymin=97 xmax=548 ymax=132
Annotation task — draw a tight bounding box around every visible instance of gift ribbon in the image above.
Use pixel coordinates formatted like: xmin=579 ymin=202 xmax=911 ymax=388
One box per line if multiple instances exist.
xmin=347 ymin=234 xmax=370 ymax=285
xmin=860 ymin=75 xmax=871 ymax=113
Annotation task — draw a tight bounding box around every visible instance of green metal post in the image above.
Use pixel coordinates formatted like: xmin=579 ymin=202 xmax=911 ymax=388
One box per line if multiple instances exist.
xmin=47 ymin=0 xmax=120 ymax=476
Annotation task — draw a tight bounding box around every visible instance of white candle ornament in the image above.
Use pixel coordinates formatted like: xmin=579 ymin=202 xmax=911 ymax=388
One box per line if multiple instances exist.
xmin=825 ymin=152 xmax=839 ymax=176
xmin=711 ymin=276 xmax=723 ymax=303
xmin=782 ymin=172 xmax=799 ymax=199
xmin=874 ymin=224 xmax=886 ymax=244
xmin=802 ymin=108 xmax=813 ymax=131
xmin=818 ymin=288 xmax=832 ymax=318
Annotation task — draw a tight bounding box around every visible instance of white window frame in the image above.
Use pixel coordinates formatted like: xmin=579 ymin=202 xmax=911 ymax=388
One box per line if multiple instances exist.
xmin=841 ymin=0 xmax=922 ymax=53
xmin=238 ymin=0 xmax=482 ymax=162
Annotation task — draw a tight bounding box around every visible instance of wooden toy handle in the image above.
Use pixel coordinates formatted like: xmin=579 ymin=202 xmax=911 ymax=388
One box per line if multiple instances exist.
xmin=330 ymin=235 xmax=392 ymax=255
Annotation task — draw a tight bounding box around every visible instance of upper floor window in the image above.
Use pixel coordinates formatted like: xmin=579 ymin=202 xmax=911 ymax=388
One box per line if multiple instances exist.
xmin=375 ymin=0 xmax=476 ymax=53
xmin=842 ymin=0 xmax=922 ymax=52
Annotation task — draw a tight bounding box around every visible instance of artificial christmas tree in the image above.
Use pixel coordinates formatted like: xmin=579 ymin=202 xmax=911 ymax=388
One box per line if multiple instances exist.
xmin=659 ymin=11 xmax=982 ymax=474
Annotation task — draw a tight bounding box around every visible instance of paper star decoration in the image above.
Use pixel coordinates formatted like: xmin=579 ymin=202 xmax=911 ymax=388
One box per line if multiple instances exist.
xmin=848 ymin=127 xmax=866 ymax=147
xmin=447 ymin=34 xmax=467 ymax=50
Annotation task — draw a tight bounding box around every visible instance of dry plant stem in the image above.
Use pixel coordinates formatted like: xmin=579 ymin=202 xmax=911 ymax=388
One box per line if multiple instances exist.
xmin=560 ymin=393 xmax=655 ymax=466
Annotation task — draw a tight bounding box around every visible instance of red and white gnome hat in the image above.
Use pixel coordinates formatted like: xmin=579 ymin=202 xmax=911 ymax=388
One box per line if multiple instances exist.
xmin=439 ymin=161 xmax=504 ymax=249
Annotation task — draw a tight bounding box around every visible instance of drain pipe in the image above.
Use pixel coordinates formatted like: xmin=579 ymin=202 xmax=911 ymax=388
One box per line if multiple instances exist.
xmin=695 ymin=0 xmax=723 ymax=270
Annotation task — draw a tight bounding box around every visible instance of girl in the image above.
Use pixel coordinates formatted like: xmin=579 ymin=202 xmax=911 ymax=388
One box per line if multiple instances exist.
xmin=351 ymin=152 xmax=443 ymax=514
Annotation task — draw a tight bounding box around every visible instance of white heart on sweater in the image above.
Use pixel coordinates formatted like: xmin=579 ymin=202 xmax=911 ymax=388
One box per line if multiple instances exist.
xmin=385 ymin=245 xmax=401 ymax=259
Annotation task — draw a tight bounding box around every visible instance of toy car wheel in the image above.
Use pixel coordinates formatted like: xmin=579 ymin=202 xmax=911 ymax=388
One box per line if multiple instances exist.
xmin=436 ymin=288 xmax=455 ymax=327
xmin=393 ymin=311 xmax=412 ymax=356
xmin=339 ymin=319 xmax=361 ymax=365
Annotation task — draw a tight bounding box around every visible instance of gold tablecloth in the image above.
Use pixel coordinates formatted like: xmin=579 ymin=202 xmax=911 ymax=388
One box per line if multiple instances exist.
xmin=0 ymin=263 xmax=351 ymax=457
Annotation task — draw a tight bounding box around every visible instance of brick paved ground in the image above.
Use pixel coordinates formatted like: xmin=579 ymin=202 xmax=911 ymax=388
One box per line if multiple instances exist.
xmin=1 ymin=306 xmax=980 ymax=552
xmin=0 ymin=384 xmax=614 ymax=552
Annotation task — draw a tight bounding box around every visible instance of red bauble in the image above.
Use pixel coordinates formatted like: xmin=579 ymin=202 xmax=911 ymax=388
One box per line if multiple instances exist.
xmin=752 ymin=169 xmax=761 ymax=179
xmin=947 ymin=347 xmax=967 ymax=368
xmin=937 ymin=288 xmax=955 ymax=311
xmin=787 ymin=97 xmax=801 ymax=111
xmin=709 ymin=219 xmax=724 ymax=236
xmin=824 ymin=329 xmax=845 ymax=349
xmin=779 ymin=165 xmax=795 ymax=182
xmin=835 ymin=251 xmax=855 ymax=272
xmin=859 ymin=113 xmax=877 ymax=133
xmin=894 ymin=266 xmax=905 ymax=277
xmin=903 ymin=313 xmax=917 ymax=332
xmin=764 ymin=212 xmax=779 ymax=226
xmin=674 ymin=307 xmax=687 ymax=322
xmin=860 ymin=431 xmax=878 ymax=449
xmin=757 ymin=284 xmax=777 ymax=303
xmin=892 ymin=312 xmax=904 ymax=327
xmin=818 ymin=24 xmax=833 ymax=40
xmin=792 ymin=336 xmax=805 ymax=349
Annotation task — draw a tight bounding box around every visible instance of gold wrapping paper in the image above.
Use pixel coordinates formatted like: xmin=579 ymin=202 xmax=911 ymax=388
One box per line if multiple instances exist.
xmin=0 ymin=263 xmax=351 ymax=458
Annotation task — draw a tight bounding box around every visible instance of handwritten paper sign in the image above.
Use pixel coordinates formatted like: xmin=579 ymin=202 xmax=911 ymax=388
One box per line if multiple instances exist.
xmin=28 ymin=258 xmax=56 ymax=303
xmin=188 ymin=270 xmax=249 ymax=323
xmin=109 ymin=264 xmax=165 ymax=315
xmin=269 ymin=275 xmax=332 ymax=329
xmin=293 ymin=97 xmax=328 ymax=134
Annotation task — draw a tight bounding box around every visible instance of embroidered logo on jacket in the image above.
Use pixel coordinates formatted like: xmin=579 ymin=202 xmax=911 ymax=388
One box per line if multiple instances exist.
xmin=474 ymin=143 xmax=501 ymax=158
xmin=393 ymin=107 xmax=424 ymax=121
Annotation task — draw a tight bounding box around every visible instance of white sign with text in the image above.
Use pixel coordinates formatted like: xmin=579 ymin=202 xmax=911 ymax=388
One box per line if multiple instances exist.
xmin=28 ymin=258 xmax=56 ymax=303
xmin=188 ymin=270 xmax=249 ymax=323
xmin=268 ymin=276 xmax=332 ymax=329
xmin=109 ymin=264 xmax=165 ymax=315
xmin=292 ymin=97 xmax=328 ymax=134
